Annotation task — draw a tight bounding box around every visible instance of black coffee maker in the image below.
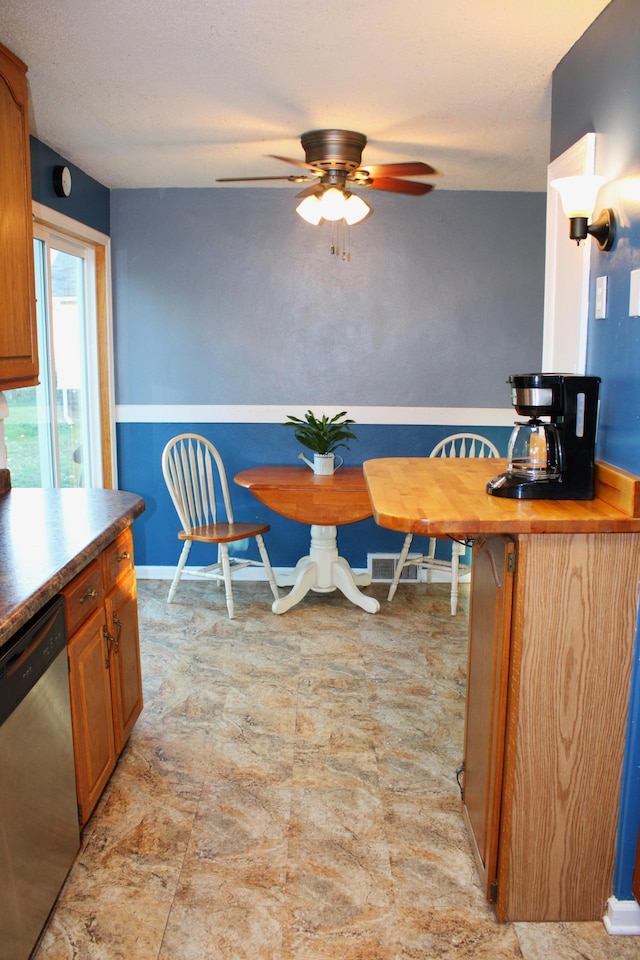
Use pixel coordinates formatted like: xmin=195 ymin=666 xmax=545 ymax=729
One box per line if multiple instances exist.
xmin=487 ymin=373 xmax=600 ymax=500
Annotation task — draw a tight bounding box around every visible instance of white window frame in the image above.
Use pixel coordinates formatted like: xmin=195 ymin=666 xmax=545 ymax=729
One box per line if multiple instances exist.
xmin=32 ymin=201 xmax=117 ymax=487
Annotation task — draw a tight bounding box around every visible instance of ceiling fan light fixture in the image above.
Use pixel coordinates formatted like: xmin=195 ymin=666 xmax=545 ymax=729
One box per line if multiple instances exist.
xmin=296 ymin=194 xmax=323 ymax=225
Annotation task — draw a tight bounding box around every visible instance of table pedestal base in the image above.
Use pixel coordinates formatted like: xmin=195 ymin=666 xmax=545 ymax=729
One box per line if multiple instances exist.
xmin=272 ymin=524 xmax=380 ymax=615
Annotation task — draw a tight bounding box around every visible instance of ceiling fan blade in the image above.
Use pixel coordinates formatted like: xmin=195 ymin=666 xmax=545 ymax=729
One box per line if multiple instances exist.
xmin=356 ymin=161 xmax=437 ymax=178
xmin=216 ymin=175 xmax=313 ymax=183
xmin=362 ymin=177 xmax=435 ymax=196
xmin=268 ymin=154 xmax=326 ymax=175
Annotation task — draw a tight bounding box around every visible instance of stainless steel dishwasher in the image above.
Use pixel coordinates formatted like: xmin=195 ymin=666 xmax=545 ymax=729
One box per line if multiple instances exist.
xmin=0 ymin=595 xmax=80 ymax=960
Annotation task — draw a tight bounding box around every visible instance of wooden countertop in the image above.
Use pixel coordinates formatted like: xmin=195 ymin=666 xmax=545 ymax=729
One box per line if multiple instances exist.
xmin=0 ymin=488 xmax=145 ymax=646
xmin=363 ymin=458 xmax=640 ymax=536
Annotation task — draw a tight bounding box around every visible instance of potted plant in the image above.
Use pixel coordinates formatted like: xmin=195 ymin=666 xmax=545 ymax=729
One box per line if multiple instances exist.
xmin=283 ymin=409 xmax=357 ymax=474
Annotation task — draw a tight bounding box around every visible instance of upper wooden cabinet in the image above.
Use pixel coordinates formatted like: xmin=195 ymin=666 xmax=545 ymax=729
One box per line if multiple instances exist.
xmin=0 ymin=42 xmax=38 ymax=388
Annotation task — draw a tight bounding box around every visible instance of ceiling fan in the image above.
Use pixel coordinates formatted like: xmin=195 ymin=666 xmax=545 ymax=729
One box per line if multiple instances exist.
xmin=216 ymin=128 xmax=438 ymax=201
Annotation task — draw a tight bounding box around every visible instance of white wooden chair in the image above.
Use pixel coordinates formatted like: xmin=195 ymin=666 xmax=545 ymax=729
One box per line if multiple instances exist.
xmin=387 ymin=433 xmax=500 ymax=614
xmin=161 ymin=434 xmax=279 ymax=618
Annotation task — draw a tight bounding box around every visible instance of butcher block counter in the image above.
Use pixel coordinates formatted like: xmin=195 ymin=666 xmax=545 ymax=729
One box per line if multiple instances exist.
xmin=363 ymin=457 xmax=640 ymax=535
xmin=0 ymin=487 xmax=145 ymax=646
xmin=364 ymin=456 xmax=640 ymax=925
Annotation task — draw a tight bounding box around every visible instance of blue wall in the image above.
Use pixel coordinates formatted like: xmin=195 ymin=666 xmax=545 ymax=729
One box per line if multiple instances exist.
xmin=30 ymin=138 xmax=110 ymax=235
xmin=110 ymin=184 xmax=542 ymax=570
xmin=110 ymin=188 xmax=545 ymax=407
xmin=551 ymin=0 xmax=640 ymax=900
xmin=117 ymin=420 xmax=511 ymax=570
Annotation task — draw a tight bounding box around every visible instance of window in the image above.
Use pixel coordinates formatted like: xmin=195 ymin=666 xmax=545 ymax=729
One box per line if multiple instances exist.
xmin=4 ymin=208 xmax=114 ymax=488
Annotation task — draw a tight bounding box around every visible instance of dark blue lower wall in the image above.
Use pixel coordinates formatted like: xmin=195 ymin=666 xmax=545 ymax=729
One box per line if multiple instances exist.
xmin=117 ymin=421 xmax=510 ymax=570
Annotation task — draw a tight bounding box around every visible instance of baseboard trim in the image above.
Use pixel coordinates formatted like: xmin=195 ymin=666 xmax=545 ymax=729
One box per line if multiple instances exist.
xmin=603 ymin=897 xmax=640 ymax=935
xmin=134 ymin=565 xmax=464 ymax=583
xmin=135 ymin=565 xmax=292 ymax=581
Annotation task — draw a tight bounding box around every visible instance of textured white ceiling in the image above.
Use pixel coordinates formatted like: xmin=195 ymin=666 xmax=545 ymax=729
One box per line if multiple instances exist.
xmin=0 ymin=0 xmax=610 ymax=191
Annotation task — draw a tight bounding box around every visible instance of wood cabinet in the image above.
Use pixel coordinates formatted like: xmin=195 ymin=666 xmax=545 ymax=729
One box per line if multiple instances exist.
xmin=63 ymin=528 xmax=142 ymax=827
xmin=464 ymin=531 xmax=640 ymax=921
xmin=462 ymin=536 xmax=514 ymax=904
xmin=0 ymin=42 xmax=38 ymax=388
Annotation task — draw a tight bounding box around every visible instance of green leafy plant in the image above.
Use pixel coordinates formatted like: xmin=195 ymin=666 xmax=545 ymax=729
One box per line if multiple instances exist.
xmin=282 ymin=409 xmax=357 ymax=455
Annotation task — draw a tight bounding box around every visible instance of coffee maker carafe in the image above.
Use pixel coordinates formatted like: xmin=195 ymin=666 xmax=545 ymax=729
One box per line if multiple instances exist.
xmin=487 ymin=373 xmax=600 ymax=499
xmin=507 ymin=419 xmax=562 ymax=481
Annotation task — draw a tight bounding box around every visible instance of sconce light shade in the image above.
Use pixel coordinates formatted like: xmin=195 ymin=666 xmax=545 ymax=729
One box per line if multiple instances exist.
xmin=551 ymin=175 xmax=607 ymax=218
xmin=550 ymin=174 xmax=616 ymax=251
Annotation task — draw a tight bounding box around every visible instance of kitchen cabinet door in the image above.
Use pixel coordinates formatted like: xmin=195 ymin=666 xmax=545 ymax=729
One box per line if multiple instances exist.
xmin=0 ymin=43 xmax=38 ymax=388
xmin=463 ymin=535 xmax=514 ymax=903
xmin=105 ymin=567 xmax=143 ymax=755
xmin=67 ymin=608 xmax=117 ymax=827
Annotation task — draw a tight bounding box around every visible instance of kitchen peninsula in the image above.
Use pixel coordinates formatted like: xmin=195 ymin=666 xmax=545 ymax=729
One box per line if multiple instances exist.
xmin=0 ymin=487 xmax=145 ymax=823
xmin=364 ymin=456 xmax=640 ymax=923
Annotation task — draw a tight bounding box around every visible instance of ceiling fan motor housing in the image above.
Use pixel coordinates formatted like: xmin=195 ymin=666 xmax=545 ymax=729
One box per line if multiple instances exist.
xmin=301 ymin=129 xmax=367 ymax=172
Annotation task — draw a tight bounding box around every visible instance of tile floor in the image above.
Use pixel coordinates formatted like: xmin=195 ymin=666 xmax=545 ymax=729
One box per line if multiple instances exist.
xmin=34 ymin=579 xmax=640 ymax=959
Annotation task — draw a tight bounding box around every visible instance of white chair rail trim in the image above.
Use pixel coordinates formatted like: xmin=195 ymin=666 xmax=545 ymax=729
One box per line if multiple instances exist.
xmin=116 ymin=404 xmax=514 ymax=426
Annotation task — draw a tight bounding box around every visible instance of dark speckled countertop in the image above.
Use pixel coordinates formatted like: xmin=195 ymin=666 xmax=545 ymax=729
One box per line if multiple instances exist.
xmin=0 ymin=487 xmax=145 ymax=646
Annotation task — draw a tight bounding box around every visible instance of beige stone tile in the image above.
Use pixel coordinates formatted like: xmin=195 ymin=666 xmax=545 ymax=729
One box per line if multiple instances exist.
xmin=395 ymin=905 xmax=523 ymax=959
xmin=188 ymin=779 xmax=292 ymax=861
xmin=35 ymin=782 xmax=196 ymax=960
xmin=34 ymin=580 xmax=634 ymax=960
xmin=283 ymin=837 xmax=399 ymax=957
xmin=515 ymin=920 xmax=640 ymax=959
xmin=208 ymin=712 xmax=295 ymax=785
xmin=289 ymin=784 xmax=386 ymax=842
xmin=158 ymin=850 xmax=287 ymax=960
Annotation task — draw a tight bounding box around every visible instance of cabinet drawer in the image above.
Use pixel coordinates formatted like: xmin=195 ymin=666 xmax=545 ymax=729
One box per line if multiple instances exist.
xmin=62 ymin=560 xmax=104 ymax=636
xmin=102 ymin=528 xmax=134 ymax=590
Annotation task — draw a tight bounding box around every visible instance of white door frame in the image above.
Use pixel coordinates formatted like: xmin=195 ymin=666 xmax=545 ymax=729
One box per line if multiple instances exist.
xmin=542 ymin=133 xmax=596 ymax=374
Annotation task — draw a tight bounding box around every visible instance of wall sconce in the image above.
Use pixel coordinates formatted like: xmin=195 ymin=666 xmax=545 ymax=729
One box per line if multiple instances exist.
xmin=551 ymin=175 xmax=616 ymax=251
xmin=296 ymin=187 xmax=371 ymax=226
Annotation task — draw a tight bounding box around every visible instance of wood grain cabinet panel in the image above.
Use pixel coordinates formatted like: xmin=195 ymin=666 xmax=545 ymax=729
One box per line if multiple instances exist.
xmin=464 ymin=531 xmax=640 ymax=921
xmin=463 ymin=536 xmax=514 ymax=903
xmin=62 ymin=560 xmax=103 ymax=636
xmin=63 ymin=527 xmax=143 ymax=827
xmin=0 ymin=42 xmax=38 ymax=388
xmin=67 ymin=607 xmax=116 ymax=825
xmin=104 ymin=567 xmax=143 ymax=755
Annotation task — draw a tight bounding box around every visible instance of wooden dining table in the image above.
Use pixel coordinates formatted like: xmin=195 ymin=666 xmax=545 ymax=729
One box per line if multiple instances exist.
xmin=234 ymin=465 xmax=380 ymax=615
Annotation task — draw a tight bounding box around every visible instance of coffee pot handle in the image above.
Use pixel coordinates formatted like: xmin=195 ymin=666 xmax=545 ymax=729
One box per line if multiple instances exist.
xmin=546 ymin=425 xmax=563 ymax=474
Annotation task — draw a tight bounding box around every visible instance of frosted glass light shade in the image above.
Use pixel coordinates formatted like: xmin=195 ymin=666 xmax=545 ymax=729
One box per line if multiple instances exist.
xmin=343 ymin=193 xmax=370 ymax=225
xmin=318 ymin=187 xmax=346 ymax=221
xmin=551 ymin=175 xmax=608 ymax=218
xmin=296 ymin=194 xmax=323 ymax=224
xmin=296 ymin=187 xmax=372 ymax=226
